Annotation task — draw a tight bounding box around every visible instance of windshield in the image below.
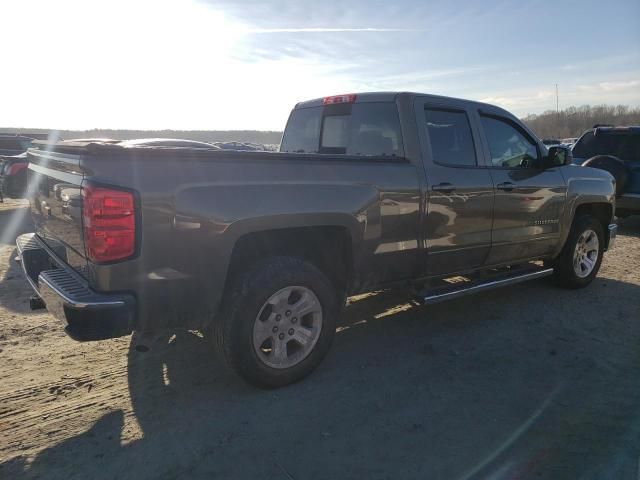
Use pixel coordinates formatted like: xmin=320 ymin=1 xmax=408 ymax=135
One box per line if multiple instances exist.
xmin=573 ymin=131 xmax=640 ymax=161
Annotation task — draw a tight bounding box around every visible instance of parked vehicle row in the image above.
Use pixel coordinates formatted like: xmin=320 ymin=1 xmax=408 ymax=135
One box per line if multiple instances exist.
xmin=1 ymin=137 xmax=275 ymax=200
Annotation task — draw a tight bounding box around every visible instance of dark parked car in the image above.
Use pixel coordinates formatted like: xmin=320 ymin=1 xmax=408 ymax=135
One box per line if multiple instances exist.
xmin=16 ymin=92 xmax=616 ymax=387
xmin=1 ymin=137 xmax=112 ymax=200
xmin=0 ymin=135 xmax=38 ymax=199
xmin=0 ymin=133 xmax=47 ymax=156
xmin=572 ymin=125 xmax=640 ymax=217
xmin=0 ymin=152 xmax=30 ymax=199
xmin=214 ymin=141 xmax=263 ymax=151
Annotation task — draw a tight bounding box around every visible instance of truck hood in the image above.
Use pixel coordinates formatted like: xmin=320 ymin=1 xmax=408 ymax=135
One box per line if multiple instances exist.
xmin=560 ymin=164 xmax=617 ymax=203
xmin=564 ymin=163 xmax=616 ymax=181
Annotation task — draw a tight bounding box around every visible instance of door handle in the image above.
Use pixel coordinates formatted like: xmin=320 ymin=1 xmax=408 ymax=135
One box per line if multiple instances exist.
xmin=432 ymin=182 xmax=456 ymax=193
xmin=497 ymin=182 xmax=515 ymax=192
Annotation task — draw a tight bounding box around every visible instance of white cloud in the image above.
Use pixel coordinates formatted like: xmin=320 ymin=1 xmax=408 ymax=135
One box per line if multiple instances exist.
xmin=577 ymin=80 xmax=640 ymax=93
xmin=248 ymin=27 xmax=420 ymax=33
xmin=479 ymin=90 xmax=555 ymax=110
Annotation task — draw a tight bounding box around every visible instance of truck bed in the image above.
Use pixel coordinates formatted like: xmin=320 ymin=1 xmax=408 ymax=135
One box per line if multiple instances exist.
xmin=26 ymin=140 xmax=420 ymax=334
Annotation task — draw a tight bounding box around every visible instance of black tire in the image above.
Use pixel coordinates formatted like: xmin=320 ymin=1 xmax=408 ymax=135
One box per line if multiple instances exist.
xmin=213 ymin=256 xmax=338 ymax=388
xmin=582 ymin=155 xmax=628 ymax=195
xmin=552 ymin=215 xmax=604 ymax=289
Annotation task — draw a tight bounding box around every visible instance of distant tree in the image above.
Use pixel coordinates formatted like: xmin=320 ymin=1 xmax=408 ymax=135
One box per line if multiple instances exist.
xmin=522 ymin=104 xmax=640 ymax=139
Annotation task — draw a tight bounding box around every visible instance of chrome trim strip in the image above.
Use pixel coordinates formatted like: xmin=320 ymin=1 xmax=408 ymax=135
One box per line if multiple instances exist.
xmin=28 ymin=148 xmax=82 ymax=163
xmin=28 ymin=162 xmax=82 ymax=184
xmin=423 ymin=268 xmax=554 ymax=305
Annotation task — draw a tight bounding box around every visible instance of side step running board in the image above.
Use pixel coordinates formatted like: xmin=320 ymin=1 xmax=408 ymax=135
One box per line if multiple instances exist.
xmin=417 ymin=266 xmax=554 ymax=305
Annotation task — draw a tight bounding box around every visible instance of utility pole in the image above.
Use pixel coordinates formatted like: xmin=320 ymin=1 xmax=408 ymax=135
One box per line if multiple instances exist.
xmin=556 ymin=83 xmax=560 ymax=121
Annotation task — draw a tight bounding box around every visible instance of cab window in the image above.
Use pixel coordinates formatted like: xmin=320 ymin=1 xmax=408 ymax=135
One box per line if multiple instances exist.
xmin=480 ymin=115 xmax=539 ymax=168
xmin=425 ymin=108 xmax=477 ymax=166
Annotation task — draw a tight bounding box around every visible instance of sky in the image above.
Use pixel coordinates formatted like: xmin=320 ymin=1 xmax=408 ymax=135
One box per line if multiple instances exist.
xmin=1 ymin=0 xmax=639 ymax=131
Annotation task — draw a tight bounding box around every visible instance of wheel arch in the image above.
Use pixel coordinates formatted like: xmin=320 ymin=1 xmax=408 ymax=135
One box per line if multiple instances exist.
xmin=221 ymin=223 xmax=356 ymax=312
xmin=554 ymin=200 xmax=614 ymax=257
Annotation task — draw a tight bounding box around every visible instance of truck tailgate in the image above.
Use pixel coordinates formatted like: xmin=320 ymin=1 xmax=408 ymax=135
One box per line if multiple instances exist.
xmin=28 ymin=148 xmax=88 ymax=277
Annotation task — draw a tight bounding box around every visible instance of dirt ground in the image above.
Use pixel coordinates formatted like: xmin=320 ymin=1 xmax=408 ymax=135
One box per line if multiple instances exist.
xmin=1 ymin=198 xmax=639 ymax=480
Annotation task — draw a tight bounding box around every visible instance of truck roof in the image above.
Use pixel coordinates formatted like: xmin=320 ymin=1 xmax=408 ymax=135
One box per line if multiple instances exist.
xmin=294 ymin=91 xmax=512 ymax=117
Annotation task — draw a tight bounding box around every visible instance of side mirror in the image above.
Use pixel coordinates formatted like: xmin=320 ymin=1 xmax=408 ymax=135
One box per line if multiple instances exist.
xmin=546 ymin=145 xmax=573 ymax=167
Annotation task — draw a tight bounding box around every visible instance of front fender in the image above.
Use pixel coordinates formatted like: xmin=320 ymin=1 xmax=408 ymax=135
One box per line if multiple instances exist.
xmin=554 ymin=165 xmax=615 ymax=256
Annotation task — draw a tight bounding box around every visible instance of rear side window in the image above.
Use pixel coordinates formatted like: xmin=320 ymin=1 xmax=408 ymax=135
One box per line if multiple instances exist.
xmin=281 ymin=102 xmax=404 ymax=157
xmin=573 ymin=131 xmax=640 ymax=161
xmin=425 ymin=108 xmax=476 ymax=166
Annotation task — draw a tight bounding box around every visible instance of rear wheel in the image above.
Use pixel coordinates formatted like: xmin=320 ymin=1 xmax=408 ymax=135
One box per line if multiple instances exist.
xmin=214 ymin=256 xmax=338 ymax=388
xmin=552 ymin=215 xmax=604 ymax=288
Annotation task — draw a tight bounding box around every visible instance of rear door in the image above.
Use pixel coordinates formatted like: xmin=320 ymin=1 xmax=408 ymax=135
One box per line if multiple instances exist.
xmin=414 ymin=97 xmax=494 ymax=276
xmin=477 ymin=113 xmax=567 ymax=265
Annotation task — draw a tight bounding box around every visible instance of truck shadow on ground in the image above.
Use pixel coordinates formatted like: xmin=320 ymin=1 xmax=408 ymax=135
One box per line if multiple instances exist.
xmin=5 ymin=276 xmax=640 ymax=479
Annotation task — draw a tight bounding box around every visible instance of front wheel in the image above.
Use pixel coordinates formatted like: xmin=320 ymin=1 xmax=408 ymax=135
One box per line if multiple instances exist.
xmin=213 ymin=256 xmax=338 ymax=388
xmin=552 ymin=215 xmax=604 ymax=288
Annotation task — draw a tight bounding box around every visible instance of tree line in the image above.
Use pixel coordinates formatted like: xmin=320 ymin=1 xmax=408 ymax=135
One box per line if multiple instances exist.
xmin=522 ymin=105 xmax=640 ymax=140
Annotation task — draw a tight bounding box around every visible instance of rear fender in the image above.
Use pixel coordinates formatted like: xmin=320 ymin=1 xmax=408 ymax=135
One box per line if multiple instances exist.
xmin=173 ymin=182 xmax=374 ymax=317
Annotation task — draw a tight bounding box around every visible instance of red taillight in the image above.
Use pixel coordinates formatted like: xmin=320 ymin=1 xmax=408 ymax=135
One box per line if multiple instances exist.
xmin=323 ymin=94 xmax=357 ymax=105
xmin=82 ymin=185 xmax=136 ymax=263
xmin=7 ymin=163 xmax=28 ymax=176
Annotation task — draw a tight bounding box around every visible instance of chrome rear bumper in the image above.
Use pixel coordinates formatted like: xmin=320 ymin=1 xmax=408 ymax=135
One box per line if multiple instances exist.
xmin=16 ymin=233 xmax=134 ymax=340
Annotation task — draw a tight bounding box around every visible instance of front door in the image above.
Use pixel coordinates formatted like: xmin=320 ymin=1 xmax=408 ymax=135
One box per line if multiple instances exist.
xmin=478 ymin=113 xmax=567 ymax=265
xmin=416 ymin=98 xmax=495 ymax=276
